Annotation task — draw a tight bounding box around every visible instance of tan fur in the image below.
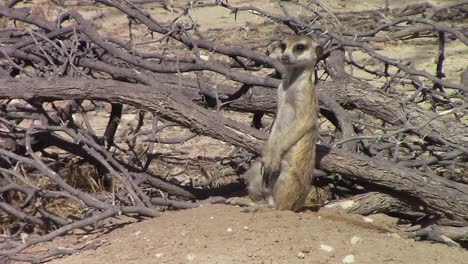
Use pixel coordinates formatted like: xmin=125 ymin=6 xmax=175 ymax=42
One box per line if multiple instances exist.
xmin=246 ymin=35 xmax=321 ymax=212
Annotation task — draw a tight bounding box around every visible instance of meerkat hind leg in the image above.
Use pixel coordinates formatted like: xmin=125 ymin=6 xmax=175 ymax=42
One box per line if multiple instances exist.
xmin=273 ymin=170 xmax=310 ymax=212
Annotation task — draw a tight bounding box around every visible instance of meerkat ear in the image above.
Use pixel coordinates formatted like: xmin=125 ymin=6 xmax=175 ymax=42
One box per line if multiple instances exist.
xmin=269 ymin=41 xmax=283 ymax=60
xmin=315 ymin=45 xmax=324 ymax=60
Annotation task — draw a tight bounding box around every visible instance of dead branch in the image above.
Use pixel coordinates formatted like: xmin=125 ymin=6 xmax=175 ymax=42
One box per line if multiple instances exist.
xmin=0 ymin=77 xmax=466 ymax=227
xmin=0 ymin=0 xmax=467 ymax=259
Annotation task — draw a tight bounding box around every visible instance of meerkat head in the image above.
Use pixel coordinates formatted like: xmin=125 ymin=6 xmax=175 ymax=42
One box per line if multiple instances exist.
xmin=273 ymin=35 xmax=323 ymax=69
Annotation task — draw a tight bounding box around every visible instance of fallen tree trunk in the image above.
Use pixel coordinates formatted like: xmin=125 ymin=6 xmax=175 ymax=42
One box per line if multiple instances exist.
xmin=227 ymin=77 xmax=468 ymax=148
xmin=1 ymin=77 xmax=467 ymax=226
xmin=316 ymin=148 xmax=468 ymax=226
xmin=324 ymin=192 xmax=424 ymax=217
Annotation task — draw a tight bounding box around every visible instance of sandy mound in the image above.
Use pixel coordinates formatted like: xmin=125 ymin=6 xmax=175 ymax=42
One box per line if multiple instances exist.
xmin=50 ymin=204 xmax=468 ymax=264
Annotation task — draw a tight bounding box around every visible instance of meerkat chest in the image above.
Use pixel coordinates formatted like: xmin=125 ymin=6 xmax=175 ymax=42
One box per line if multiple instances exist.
xmin=278 ymin=79 xmax=312 ymax=106
xmin=276 ymin=85 xmax=300 ymax=122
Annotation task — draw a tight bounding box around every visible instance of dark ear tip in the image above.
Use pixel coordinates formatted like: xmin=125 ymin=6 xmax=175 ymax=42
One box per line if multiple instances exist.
xmin=316 ymin=45 xmax=324 ymax=54
xmin=315 ymin=45 xmax=325 ymax=60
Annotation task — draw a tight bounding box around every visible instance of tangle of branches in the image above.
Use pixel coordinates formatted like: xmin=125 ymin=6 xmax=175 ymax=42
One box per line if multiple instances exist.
xmin=0 ymin=0 xmax=467 ymax=261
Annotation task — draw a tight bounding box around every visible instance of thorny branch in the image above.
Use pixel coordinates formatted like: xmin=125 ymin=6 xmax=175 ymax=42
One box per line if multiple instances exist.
xmin=0 ymin=0 xmax=467 ymax=261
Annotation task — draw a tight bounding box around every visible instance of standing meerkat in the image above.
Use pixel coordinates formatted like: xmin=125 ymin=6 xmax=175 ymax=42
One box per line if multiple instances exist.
xmin=247 ymin=35 xmax=322 ymax=211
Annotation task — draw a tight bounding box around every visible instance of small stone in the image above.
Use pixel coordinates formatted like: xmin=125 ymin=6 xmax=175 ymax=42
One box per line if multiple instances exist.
xmin=350 ymin=236 xmax=362 ymax=244
xmin=200 ymin=54 xmax=210 ymax=61
xmin=296 ymin=251 xmax=305 ymax=259
xmin=243 ymin=226 xmax=249 ymax=231
xmin=362 ymin=216 xmax=374 ymax=223
xmin=133 ymin=231 xmax=141 ymax=236
xmin=227 ymin=227 xmax=233 ymax=232
xmin=186 ymin=254 xmax=195 ymax=262
xmin=342 ymin=254 xmax=355 ymax=264
xmin=319 ymin=244 xmax=334 ymax=252
xmin=155 ymin=253 xmax=163 ymax=258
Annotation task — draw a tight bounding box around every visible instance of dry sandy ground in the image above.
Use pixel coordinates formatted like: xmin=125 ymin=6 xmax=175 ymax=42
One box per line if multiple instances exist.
xmin=49 ymin=205 xmax=468 ymax=264
xmin=9 ymin=0 xmax=467 ymax=263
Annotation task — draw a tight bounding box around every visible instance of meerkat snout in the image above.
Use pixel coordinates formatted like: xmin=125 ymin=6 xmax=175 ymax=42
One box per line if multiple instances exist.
xmin=281 ymin=54 xmax=291 ymax=63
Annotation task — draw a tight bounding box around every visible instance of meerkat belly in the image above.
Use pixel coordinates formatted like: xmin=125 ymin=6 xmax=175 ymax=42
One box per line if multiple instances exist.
xmin=271 ymin=98 xmax=296 ymax=135
xmin=274 ymin=132 xmax=315 ymax=211
xmin=283 ymin=131 xmax=315 ymax=179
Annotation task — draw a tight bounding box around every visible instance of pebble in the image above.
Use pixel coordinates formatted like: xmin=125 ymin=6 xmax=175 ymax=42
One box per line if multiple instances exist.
xmin=296 ymin=251 xmax=305 ymax=259
xmin=319 ymin=244 xmax=334 ymax=252
xmin=180 ymin=230 xmax=188 ymax=238
xmin=227 ymin=227 xmax=233 ymax=232
xmin=362 ymin=216 xmax=375 ymax=223
xmin=350 ymin=236 xmax=362 ymax=244
xmin=186 ymin=254 xmax=195 ymax=262
xmin=342 ymin=254 xmax=355 ymax=264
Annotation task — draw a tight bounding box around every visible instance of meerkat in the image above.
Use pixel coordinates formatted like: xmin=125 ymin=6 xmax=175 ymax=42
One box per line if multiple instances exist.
xmin=247 ymin=35 xmax=322 ymax=211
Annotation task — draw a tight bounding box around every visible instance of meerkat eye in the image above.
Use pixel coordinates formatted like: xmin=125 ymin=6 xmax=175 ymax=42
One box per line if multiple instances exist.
xmin=295 ymin=44 xmax=307 ymax=51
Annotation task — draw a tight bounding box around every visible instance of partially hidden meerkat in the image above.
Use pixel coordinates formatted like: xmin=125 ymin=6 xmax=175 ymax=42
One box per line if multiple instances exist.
xmin=246 ymin=35 xmax=322 ymax=212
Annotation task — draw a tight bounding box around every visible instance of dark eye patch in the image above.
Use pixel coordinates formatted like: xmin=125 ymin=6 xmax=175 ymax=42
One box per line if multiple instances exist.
xmin=279 ymin=42 xmax=286 ymax=51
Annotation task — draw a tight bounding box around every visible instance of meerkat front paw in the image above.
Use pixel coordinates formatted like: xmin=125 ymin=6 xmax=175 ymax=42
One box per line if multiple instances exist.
xmin=261 ymin=156 xmax=281 ymax=188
